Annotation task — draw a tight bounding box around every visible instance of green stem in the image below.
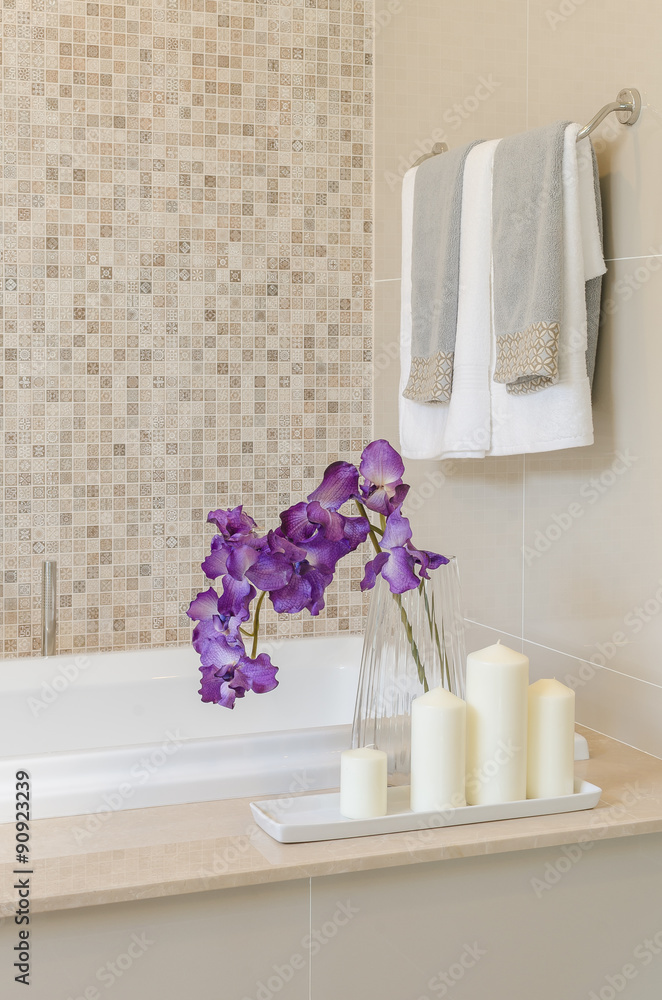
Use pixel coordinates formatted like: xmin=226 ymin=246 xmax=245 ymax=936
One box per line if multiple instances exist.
xmin=249 ymin=590 xmax=267 ymax=659
xmin=355 ymin=500 xmax=382 ymax=554
xmin=395 ymin=592 xmax=428 ymax=692
xmin=422 ymin=580 xmax=451 ymax=690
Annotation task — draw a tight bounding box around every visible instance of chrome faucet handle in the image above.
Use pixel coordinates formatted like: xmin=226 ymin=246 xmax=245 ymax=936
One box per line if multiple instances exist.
xmin=41 ymin=560 xmax=57 ymax=657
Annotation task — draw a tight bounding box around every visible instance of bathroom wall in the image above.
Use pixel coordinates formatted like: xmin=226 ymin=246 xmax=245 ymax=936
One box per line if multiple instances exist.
xmin=374 ymin=0 xmax=662 ymax=757
xmin=0 ymin=0 xmax=373 ymax=657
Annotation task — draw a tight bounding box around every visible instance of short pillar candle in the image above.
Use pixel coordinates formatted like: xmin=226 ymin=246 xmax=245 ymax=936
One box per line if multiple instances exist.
xmin=527 ymin=678 xmax=575 ymax=799
xmin=340 ymin=748 xmax=388 ymax=819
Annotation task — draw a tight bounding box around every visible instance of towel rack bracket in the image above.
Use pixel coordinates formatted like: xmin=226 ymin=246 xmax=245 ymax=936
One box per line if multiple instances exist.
xmin=616 ymin=87 xmax=641 ymax=127
xmin=576 ymin=87 xmax=642 ymax=141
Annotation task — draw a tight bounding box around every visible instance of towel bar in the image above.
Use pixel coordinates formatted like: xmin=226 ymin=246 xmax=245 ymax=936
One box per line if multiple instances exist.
xmin=412 ymin=88 xmax=641 ymax=168
xmin=576 ymin=88 xmax=641 ymax=141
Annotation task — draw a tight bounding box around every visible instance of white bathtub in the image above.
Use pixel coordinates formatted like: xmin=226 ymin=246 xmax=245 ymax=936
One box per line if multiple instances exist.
xmin=0 ymin=635 xmax=362 ymax=822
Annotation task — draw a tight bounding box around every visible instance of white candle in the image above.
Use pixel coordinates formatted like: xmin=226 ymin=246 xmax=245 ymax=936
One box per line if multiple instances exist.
xmin=340 ymin=748 xmax=387 ymax=819
xmin=465 ymin=642 xmax=529 ymax=805
xmin=410 ymin=686 xmax=466 ymax=813
xmin=527 ymin=679 xmax=575 ymax=799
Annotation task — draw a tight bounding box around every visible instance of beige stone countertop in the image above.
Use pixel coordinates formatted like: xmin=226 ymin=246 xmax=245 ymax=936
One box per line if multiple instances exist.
xmin=2 ymin=727 xmax=661 ymax=915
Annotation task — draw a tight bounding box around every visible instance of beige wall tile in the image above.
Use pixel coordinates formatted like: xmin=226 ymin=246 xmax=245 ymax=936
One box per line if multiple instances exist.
xmin=523 ymin=260 xmax=662 ymax=689
xmin=527 ymin=0 xmax=662 ymax=259
xmin=524 ymin=639 xmax=662 ymax=759
xmin=375 ymin=0 xmax=528 ymax=280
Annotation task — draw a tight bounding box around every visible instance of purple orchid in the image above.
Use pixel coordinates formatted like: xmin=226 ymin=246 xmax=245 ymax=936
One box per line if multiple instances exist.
xmin=361 ymin=508 xmax=449 ymax=594
xmin=207 ymin=505 xmax=258 ymax=539
xmin=254 ymin=530 xmax=344 ymax=616
xmin=187 ymin=576 xmax=254 ymax=641
xmin=358 ymin=439 xmax=410 ymax=516
xmin=188 ymin=438 xmax=449 ymax=708
xmin=279 ymin=461 xmax=363 ymax=545
xmin=201 ymin=533 xmax=268 ymax=584
xmin=198 ymin=630 xmax=278 ymax=709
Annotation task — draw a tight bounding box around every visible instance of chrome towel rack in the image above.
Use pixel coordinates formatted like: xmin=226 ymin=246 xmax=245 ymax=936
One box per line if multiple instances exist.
xmin=576 ymin=88 xmax=641 ymax=141
xmin=412 ymin=88 xmax=641 ymax=167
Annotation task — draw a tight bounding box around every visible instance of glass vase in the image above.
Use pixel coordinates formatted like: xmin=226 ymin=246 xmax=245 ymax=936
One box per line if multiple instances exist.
xmin=351 ymin=558 xmax=466 ymax=785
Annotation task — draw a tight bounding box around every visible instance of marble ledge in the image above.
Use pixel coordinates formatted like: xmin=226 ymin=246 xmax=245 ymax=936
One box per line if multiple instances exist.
xmin=2 ymin=727 xmax=662 ymax=916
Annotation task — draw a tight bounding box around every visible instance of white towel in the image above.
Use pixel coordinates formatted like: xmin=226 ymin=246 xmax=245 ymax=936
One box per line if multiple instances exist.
xmin=399 ymin=124 xmax=605 ymax=460
xmin=399 ymin=140 xmax=500 ymax=460
xmin=436 ymin=138 xmax=501 ymax=459
xmin=486 ymin=123 xmax=605 ymax=457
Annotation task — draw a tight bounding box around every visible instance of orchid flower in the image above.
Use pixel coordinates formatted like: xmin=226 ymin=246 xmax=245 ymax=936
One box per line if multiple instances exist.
xmin=188 ymin=439 xmax=449 ymax=708
xmin=198 ymin=630 xmax=278 ymax=709
xmin=357 ymin=439 xmax=410 ymax=516
xmin=361 ymin=509 xmax=448 ymax=594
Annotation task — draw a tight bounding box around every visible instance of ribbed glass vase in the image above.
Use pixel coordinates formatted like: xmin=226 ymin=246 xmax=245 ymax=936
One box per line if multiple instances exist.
xmin=351 ymin=558 xmax=466 ymax=785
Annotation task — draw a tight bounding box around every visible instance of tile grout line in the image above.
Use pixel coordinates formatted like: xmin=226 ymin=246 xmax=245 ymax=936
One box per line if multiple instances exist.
xmin=308 ymin=876 xmax=312 ymax=1000
xmin=521 ymin=453 xmax=526 ymax=649
xmin=525 ymin=0 xmax=529 ymax=131
xmin=464 ymin=618 xmax=662 ymax=690
xmin=604 ymin=254 xmax=662 ymax=262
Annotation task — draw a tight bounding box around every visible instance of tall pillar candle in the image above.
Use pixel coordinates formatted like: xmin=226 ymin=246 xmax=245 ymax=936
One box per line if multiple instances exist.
xmin=340 ymin=748 xmax=387 ymax=819
xmin=527 ymin=679 xmax=575 ymax=799
xmin=465 ymin=642 xmax=529 ymax=805
xmin=410 ymin=686 xmax=466 ymax=813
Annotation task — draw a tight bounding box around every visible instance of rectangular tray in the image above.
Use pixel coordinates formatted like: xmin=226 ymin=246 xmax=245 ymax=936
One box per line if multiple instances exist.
xmin=250 ymin=778 xmax=602 ymax=844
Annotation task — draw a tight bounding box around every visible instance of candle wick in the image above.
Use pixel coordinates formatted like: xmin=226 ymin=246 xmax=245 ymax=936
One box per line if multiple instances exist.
xmin=496 ymin=639 xmax=501 ymax=645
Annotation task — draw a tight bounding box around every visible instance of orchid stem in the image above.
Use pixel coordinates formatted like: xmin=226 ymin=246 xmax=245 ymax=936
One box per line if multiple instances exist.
xmin=249 ymin=590 xmax=267 ymax=659
xmin=355 ymin=500 xmax=382 ymax=554
xmin=421 ymin=579 xmax=450 ymax=690
xmin=395 ymin=592 xmax=428 ymax=692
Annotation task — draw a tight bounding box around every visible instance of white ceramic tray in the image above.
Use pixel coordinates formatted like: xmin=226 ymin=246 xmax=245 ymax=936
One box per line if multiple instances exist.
xmin=250 ymin=778 xmax=602 ymax=843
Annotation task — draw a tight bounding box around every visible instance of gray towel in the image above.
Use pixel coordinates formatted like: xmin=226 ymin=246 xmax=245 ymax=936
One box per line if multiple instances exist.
xmin=492 ymin=121 xmax=571 ymax=395
xmin=585 ymin=142 xmax=603 ymax=388
xmin=403 ymin=140 xmax=484 ymax=404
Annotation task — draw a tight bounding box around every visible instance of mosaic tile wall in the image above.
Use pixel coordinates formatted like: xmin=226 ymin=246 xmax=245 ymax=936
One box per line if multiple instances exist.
xmin=0 ymin=0 xmax=373 ymax=657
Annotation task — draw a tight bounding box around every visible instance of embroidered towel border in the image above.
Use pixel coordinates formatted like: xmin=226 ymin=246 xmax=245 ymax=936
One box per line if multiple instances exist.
xmin=493 ymin=320 xmax=561 ymax=395
xmin=402 ymin=350 xmax=454 ymax=403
